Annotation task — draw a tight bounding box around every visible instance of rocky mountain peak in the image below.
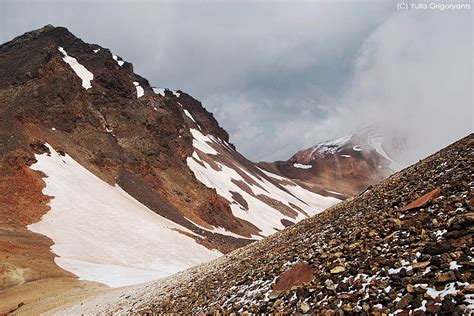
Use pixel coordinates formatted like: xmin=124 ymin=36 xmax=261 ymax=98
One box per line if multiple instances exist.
xmin=0 ymin=26 xmax=340 ymax=303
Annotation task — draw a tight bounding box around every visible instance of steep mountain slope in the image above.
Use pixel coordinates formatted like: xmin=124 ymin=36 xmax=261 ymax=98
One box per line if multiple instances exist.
xmin=0 ymin=24 xmax=340 ymax=308
xmin=259 ymin=127 xmax=404 ymax=199
xmin=61 ymin=134 xmax=473 ymax=315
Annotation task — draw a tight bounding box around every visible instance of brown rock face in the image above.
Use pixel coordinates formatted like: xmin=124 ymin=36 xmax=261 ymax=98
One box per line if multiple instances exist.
xmin=0 ymin=25 xmax=257 ymax=305
xmin=0 ymin=25 xmax=255 ymax=253
xmin=272 ymin=262 xmax=314 ymax=291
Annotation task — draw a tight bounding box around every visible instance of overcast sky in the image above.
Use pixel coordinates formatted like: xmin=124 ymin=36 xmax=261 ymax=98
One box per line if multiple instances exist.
xmin=1 ymin=0 xmax=472 ymax=163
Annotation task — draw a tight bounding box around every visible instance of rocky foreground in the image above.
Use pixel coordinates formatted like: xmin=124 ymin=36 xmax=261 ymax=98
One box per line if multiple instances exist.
xmin=59 ymin=134 xmax=473 ymax=315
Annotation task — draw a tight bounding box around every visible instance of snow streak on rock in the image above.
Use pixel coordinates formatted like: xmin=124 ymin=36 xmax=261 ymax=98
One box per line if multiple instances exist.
xmin=133 ymin=81 xmax=144 ymax=98
xmin=293 ymin=163 xmax=312 ymax=169
xmin=58 ymin=46 xmax=93 ymax=89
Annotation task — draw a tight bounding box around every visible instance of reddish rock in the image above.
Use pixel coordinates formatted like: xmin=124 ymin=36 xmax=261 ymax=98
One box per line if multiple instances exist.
xmin=402 ymin=187 xmax=441 ymax=211
xmin=272 ymin=263 xmax=314 ymax=291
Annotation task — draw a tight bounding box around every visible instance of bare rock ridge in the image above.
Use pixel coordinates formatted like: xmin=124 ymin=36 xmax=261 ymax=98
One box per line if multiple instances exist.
xmin=66 ymin=134 xmax=473 ymax=314
xmin=0 ymin=24 xmax=340 ymax=304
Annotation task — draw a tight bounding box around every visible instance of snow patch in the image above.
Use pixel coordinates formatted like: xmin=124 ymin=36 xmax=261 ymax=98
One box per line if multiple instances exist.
xmin=153 ymin=87 xmax=166 ymax=96
xmin=112 ymin=55 xmax=124 ymax=66
xmin=28 ymin=145 xmax=221 ymax=287
xmin=325 ymin=190 xmax=345 ymax=196
xmin=190 ymin=129 xmax=218 ymax=155
xmin=353 ymin=145 xmax=363 ymax=152
xmin=58 ymin=47 xmax=93 ymax=90
xmin=422 ymin=282 xmax=470 ymax=300
xmin=293 ymin=163 xmax=312 ymax=169
xmin=93 ymin=48 xmax=100 ymax=53
xmin=172 ymin=90 xmax=181 ymax=97
xmin=449 ymin=261 xmax=462 ymax=270
xmin=133 ymin=81 xmax=144 ymax=98
xmin=257 ymin=167 xmax=288 ymax=182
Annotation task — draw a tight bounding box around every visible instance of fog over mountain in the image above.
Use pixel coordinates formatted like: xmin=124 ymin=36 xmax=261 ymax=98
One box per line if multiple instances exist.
xmin=1 ymin=0 xmax=471 ymax=163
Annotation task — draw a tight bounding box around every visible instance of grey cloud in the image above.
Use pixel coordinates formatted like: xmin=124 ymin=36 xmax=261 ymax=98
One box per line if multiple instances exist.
xmin=1 ymin=1 xmax=470 ymax=163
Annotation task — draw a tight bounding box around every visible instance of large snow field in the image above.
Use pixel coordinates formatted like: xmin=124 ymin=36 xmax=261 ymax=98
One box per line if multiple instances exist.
xmin=28 ymin=145 xmax=221 ymax=287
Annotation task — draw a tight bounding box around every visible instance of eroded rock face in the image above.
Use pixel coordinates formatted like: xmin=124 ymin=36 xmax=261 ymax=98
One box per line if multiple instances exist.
xmin=84 ymin=134 xmax=472 ymax=315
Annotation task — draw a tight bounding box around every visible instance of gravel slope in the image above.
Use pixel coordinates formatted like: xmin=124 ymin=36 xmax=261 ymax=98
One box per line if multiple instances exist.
xmin=57 ymin=134 xmax=473 ymax=315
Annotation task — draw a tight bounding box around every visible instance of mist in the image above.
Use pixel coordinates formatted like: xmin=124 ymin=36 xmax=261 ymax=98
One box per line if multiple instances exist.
xmin=301 ymin=6 xmax=472 ymax=167
xmin=0 ymin=0 xmax=472 ymax=164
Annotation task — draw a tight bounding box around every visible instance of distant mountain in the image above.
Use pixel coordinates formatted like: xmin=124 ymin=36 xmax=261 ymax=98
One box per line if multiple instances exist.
xmin=259 ymin=126 xmax=406 ymax=199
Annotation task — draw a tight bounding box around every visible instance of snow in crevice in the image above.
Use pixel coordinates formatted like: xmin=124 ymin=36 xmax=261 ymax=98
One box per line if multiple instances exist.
xmin=133 ymin=81 xmax=144 ymax=98
xmin=93 ymin=48 xmax=100 ymax=53
xmin=28 ymin=144 xmax=221 ymax=287
xmin=112 ymin=54 xmax=124 ymax=66
xmin=58 ymin=47 xmax=94 ymax=90
xmin=184 ymin=109 xmax=197 ymax=123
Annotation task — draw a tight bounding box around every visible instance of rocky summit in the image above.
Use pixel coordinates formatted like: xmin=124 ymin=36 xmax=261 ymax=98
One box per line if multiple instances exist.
xmin=61 ymin=134 xmax=473 ymax=315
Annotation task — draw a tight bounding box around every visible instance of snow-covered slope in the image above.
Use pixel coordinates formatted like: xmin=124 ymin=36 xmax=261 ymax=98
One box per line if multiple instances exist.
xmin=184 ymin=110 xmax=340 ymax=238
xmin=28 ymin=145 xmax=221 ymax=287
